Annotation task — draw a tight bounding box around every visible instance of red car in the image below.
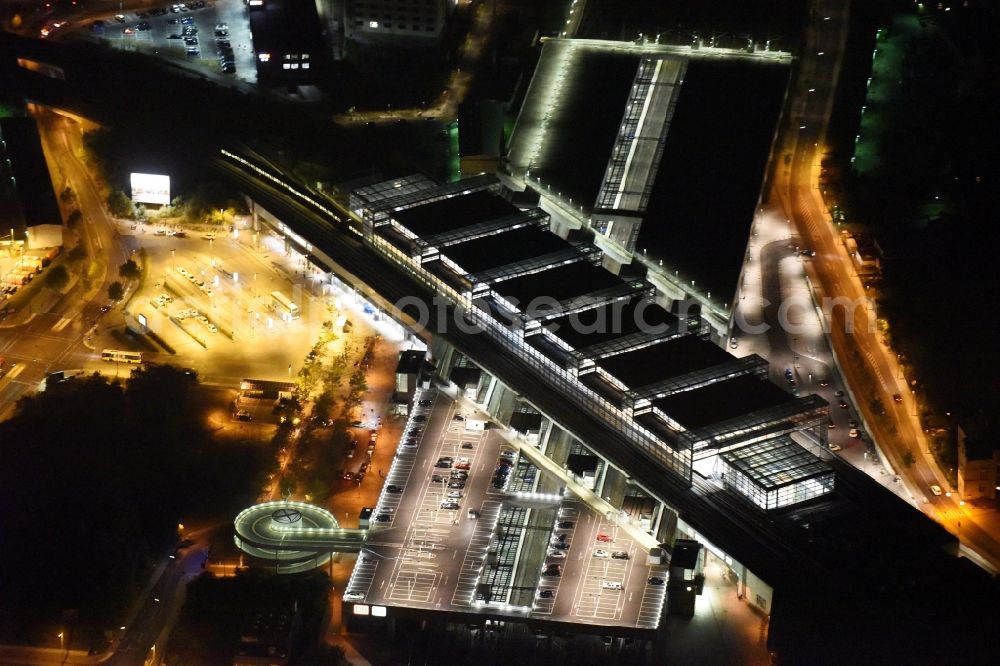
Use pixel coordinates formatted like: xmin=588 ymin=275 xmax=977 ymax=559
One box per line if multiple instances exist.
xmin=596 ymin=533 xmax=614 ymax=543
xmin=454 ymin=462 xmax=471 ymax=470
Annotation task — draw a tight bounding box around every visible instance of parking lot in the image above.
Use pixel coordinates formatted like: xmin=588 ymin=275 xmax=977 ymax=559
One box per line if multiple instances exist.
xmin=346 ymin=387 xmax=507 ymax=607
xmin=344 ymin=386 xmax=671 ymax=629
xmin=83 ymin=0 xmax=256 ymax=84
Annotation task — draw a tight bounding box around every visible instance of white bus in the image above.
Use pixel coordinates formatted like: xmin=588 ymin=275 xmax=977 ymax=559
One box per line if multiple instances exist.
xmin=271 ymin=291 xmax=300 ymax=321
xmin=101 ymin=349 xmax=143 ymax=364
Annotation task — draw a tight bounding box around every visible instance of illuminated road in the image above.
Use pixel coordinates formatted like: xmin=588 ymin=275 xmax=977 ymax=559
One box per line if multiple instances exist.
xmin=773 ymin=0 xmax=1000 ymax=571
xmin=0 ymin=107 xmax=135 ymax=421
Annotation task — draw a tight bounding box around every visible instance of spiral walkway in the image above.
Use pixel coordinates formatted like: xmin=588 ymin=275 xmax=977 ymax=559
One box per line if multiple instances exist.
xmin=233 ymin=500 xmax=368 ymax=574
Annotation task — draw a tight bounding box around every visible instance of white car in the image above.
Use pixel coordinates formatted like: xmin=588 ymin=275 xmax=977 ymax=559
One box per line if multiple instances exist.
xmin=848 ymin=428 xmax=861 ymax=438
xmin=930 ymin=484 xmax=943 ymax=496
xmin=828 ymin=443 xmax=842 ymax=452
xmin=207 ymin=324 xmax=218 ymax=333
xmin=546 ymin=549 xmax=566 ymax=559
xmin=447 ymin=490 xmax=463 ymax=499
xmin=343 ymin=591 xmax=365 ymax=602
xmin=593 ymin=549 xmax=610 ymax=559
xmin=601 ymin=581 xmax=622 ymax=590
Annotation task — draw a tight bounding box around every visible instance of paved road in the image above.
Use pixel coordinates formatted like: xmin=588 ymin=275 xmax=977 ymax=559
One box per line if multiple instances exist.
xmin=0 ymin=108 xmax=134 ymax=420
xmin=773 ymin=0 xmax=1000 ymax=570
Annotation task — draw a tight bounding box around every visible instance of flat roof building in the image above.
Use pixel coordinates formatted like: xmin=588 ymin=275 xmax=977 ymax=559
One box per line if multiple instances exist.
xmin=0 ymin=116 xmax=61 ymax=231
xmin=345 ymin=0 xmax=449 ymax=42
xmin=248 ymin=0 xmax=326 ymax=87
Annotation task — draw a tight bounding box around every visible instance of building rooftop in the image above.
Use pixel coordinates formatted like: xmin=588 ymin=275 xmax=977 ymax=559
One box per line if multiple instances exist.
xmin=653 ymin=373 xmax=793 ymax=430
xmin=598 ymin=334 xmax=735 ymax=390
xmin=0 ymin=117 xmax=61 ymax=229
xmin=442 ymin=225 xmax=572 ymax=276
xmin=395 ymin=350 xmax=426 ymax=375
xmin=491 ymin=261 xmax=626 ymax=308
xmin=248 ymin=0 xmax=325 ymax=54
xmin=722 ymin=435 xmax=831 ymax=490
xmin=511 ymin=43 xmax=640 ymax=210
xmin=543 ymin=296 xmax=679 ymax=351
xmin=638 ymin=58 xmax=790 ymax=299
xmin=392 ymin=190 xmax=519 ymax=238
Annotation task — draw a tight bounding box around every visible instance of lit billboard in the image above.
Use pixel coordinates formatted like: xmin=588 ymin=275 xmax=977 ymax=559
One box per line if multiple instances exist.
xmin=130 ymin=173 xmax=170 ymax=206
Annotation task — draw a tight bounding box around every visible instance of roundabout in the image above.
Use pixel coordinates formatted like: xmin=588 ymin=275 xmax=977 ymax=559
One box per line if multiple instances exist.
xmin=233 ymin=500 xmax=367 ymax=574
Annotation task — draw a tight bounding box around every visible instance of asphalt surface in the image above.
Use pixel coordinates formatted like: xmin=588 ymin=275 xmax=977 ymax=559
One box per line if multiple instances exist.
xmin=346 ymin=386 xmax=667 ymax=628
xmin=772 ymin=0 xmax=1000 ymax=571
xmin=0 ymin=108 xmax=134 ymax=421
xmin=351 ymin=387 xmax=504 ymax=608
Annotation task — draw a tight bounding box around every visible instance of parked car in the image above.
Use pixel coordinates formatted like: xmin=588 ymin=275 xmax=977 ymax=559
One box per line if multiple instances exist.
xmin=611 ymin=551 xmax=629 ymax=560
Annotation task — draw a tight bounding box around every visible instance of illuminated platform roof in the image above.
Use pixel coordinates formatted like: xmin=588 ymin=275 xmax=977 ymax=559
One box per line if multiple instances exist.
xmin=393 ymin=190 xmax=520 ymax=238
xmin=493 ymin=261 xmax=623 ymax=305
xmin=533 ymin=296 xmax=680 ymax=352
xmin=597 ymin=334 xmax=736 ymax=390
xmin=721 ymin=435 xmax=831 ymax=492
xmin=443 ymin=225 xmax=573 ymax=277
xmin=652 ymin=373 xmax=793 ymax=431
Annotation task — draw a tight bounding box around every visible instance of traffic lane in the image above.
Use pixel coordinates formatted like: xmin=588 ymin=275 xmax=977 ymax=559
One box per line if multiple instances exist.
xmin=778 ymin=8 xmax=969 ymax=515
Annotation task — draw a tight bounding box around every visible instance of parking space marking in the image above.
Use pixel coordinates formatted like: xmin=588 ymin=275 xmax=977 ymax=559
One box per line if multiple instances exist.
xmin=451 ymin=499 xmax=502 ymax=607
xmin=636 ymin=566 xmax=669 ymax=629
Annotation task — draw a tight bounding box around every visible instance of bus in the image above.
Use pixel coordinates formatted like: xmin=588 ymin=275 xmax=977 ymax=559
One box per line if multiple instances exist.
xmin=271 ymin=291 xmax=300 ymax=321
xmin=101 ymin=349 xmax=143 ymax=364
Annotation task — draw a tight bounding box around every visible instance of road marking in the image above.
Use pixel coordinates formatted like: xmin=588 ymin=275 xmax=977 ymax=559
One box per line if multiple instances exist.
xmin=52 ymin=316 xmax=72 ymax=332
xmin=5 ymin=364 xmax=25 ymax=381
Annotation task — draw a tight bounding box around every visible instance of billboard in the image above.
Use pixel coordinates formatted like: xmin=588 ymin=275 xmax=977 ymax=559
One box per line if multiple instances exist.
xmin=130 ymin=173 xmax=170 ymax=206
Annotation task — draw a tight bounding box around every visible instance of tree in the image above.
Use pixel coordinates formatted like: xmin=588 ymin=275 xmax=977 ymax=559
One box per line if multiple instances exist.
xmin=108 ymin=281 xmax=124 ymax=301
xmin=44 ymin=264 xmax=70 ymax=291
xmin=107 ymin=190 xmax=134 ymax=219
xmin=67 ymin=244 xmax=87 ymax=263
xmin=119 ymin=259 xmax=141 ymax=280
xmin=66 ymin=209 xmax=83 ymax=229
